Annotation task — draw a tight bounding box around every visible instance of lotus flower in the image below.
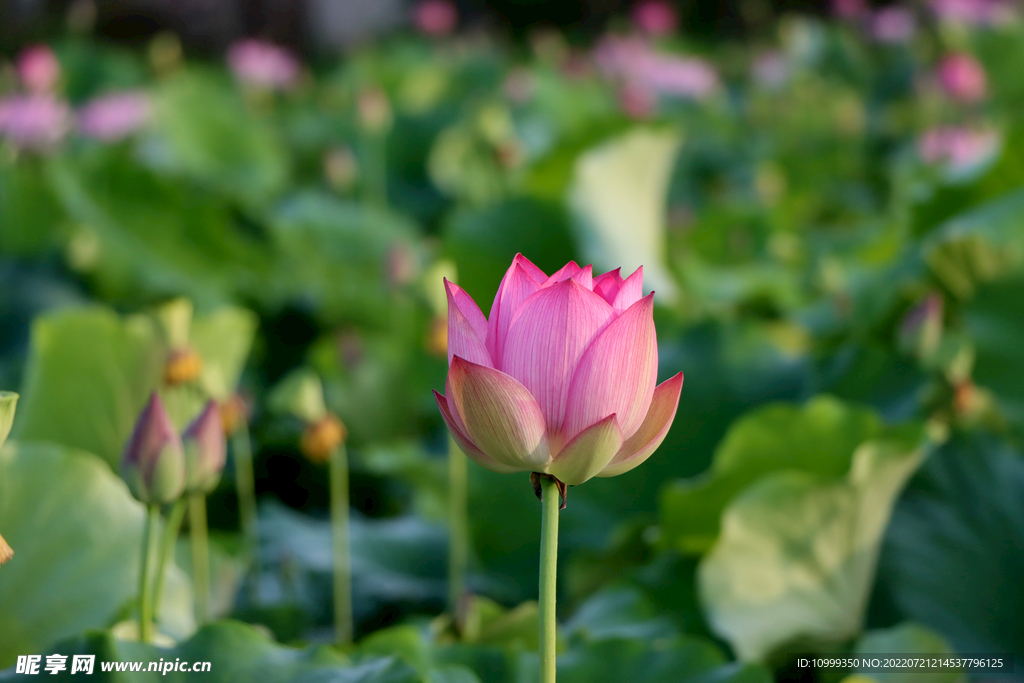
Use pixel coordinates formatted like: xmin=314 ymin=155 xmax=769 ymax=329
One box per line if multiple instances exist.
xmin=77 ymin=91 xmax=151 ymax=141
xmin=434 ymin=255 xmax=683 ymax=486
xmin=632 ymin=0 xmax=679 ymax=36
xmin=227 ymin=39 xmax=300 ymax=91
xmin=937 ymin=52 xmax=987 ymax=103
xmin=0 ymin=94 xmax=71 ymax=150
xmin=121 ymin=393 xmax=186 ymax=505
xmin=182 ymin=401 xmax=226 ymax=495
xmin=17 ymin=45 xmax=60 ymax=93
xmin=413 ymin=0 xmax=458 ymax=36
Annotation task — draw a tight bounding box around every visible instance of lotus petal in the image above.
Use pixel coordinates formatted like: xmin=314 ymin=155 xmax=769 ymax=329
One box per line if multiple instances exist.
xmin=486 ymin=258 xmax=545 ymax=367
xmin=546 ymin=414 xmax=623 ymax=485
xmin=599 ymin=371 xmax=683 ymax=477
xmin=434 ymin=390 xmax=518 ymax=473
xmin=446 ymin=279 xmax=491 ymax=367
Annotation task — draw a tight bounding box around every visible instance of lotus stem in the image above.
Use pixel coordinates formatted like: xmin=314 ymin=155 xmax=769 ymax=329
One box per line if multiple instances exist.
xmin=330 ymin=443 xmax=353 ymax=645
xmin=189 ymin=494 xmax=210 ymax=624
xmin=138 ymin=504 xmax=160 ymax=643
xmin=232 ymin=420 xmax=260 ymax=601
xmin=538 ymin=476 xmax=560 ymax=683
xmin=448 ymin=436 xmax=469 ymax=623
xmin=152 ymin=498 xmax=187 ymax=621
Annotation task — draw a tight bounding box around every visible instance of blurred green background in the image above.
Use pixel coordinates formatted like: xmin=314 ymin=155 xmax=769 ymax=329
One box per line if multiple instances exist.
xmin=1 ymin=0 xmax=1023 ymax=681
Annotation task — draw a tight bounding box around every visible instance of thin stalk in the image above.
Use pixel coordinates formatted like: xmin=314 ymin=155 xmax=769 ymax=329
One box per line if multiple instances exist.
xmin=538 ymin=477 xmax=560 ymax=683
xmin=138 ymin=504 xmax=160 ymax=643
xmin=448 ymin=436 xmax=469 ymax=620
xmin=152 ymin=499 xmax=187 ymax=621
xmin=330 ymin=444 xmax=353 ymax=646
xmin=232 ymin=420 xmax=260 ymax=601
xmin=189 ymin=494 xmax=210 ymax=624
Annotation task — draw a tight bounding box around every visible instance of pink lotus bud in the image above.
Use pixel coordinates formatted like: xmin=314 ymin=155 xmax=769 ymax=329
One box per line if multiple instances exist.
xmin=182 ymin=401 xmax=226 ymax=495
xmin=17 ymin=45 xmax=61 ymax=93
xmin=937 ymin=52 xmax=987 ymax=103
xmin=77 ymin=91 xmax=151 ymax=141
xmin=917 ymin=125 xmax=999 ymax=172
xmin=632 ymin=0 xmax=679 ymax=36
xmin=595 ymin=37 xmax=718 ymax=100
xmin=121 ymin=393 xmax=186 ymax=505
xmin=931 ymin=0 xmax=1013 ymax=26
xmin=413 ymin=0 xmax=458 ymax=36
xmin=434 ymin=255 xmax=684 ymax=487
xmin=0 ymin=95 xmax=71 ymax=151
xmin=227 ymin=39 xmax=300 ymax=91
xmin=898 ymin=292 xmax=943 ymax=360
xmin=870 ymin=7 xmax=916 ymax=43
xmin=832 ymin=0 xmax=867 ymax=19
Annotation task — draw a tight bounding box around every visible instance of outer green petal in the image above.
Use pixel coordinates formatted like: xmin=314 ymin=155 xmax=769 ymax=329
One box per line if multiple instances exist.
xmin=598 ymin=372 xmax=683 ymax=478
xmin=434 ymin=390 xmax=518 ymax=474
xmin=545 ymin=414 xmax=623 ymax=485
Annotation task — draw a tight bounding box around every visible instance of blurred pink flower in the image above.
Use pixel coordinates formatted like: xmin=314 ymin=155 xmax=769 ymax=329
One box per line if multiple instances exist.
xmin=871 ymin=6 xmax=917 ymax=43
xmin=16 ymin=44 xmax=60 ymax=93
xmin=937 ymin=52 xmax=987 ymax=103
xmin=596 ymin=36 xmax=718 ymax=100
xmin=931 ymin=0 xmax=1014 ymax=24
xmin=918 ymin=126 xmax=1000 ymax=171
xmin=752 ymin=50 xmax=789 ymax=89
xmin=413 ymin=0 xmax=458 ymax=36
xmin=77 ymin=91 xmax=151 ymax=141
xmin=632 ymin=0 xmax=679 ymax=36
xmin=435 ymin=255 xmax=683 ymax=485
xmin=833 ymin=0 xmax=867 ymax=19
xmin=227 ymin=39 xmax=300 ymax=90
xmin=0 ymin=94 xmax=71 ymax=150
xmin=619 ymin=82 xmax=657 ymax=118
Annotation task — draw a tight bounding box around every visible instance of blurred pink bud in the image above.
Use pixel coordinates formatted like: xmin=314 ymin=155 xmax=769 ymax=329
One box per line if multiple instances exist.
xmin=937 ymin=52 xmax=987 ymax=103
xmin=227 ymin=39 xmax=300 ymax=90
xmin=918 ymin=125 xmax=1000 ymax=172
xmin=121 ymin=393 xmax=186 ymax=505
xmin=751 ymin=50 xmax=789 ymax=89
xmin=619 ymin=82 xmax=657 ymax=118
xmin=17 ymin=45 xmax=61 ymax=93
xmin=413 ymin=0 xmax=458 ymax=36
xmin=931 ymin=0 xmax=1013 ymax=25
xmin=435 ymin=255 xmax=684 ymax=486
xmin=77 ymin=91 xmax=151 ymax=141
xmin=832 ymin=0 xmax=867 ymax=19
xmin=596 ymin=37 xmax=718 ymax=100
xmin=0 ymin=95 xmax=71 ymax=150
xmin=898 ymin=292 xmax=944 ymax=360
xmin=182 ymin=401 xmax=226 ymax=495
xmin=871 ymin=6 xmax=917 ymax=43
xmin=632 ymin=0 xmax=679 ymax=36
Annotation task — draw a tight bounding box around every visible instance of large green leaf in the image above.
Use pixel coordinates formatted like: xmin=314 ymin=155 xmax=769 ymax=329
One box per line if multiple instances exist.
xmin=964 ymin=276 xmax=1024 ymax=432
xmin=0 ymin=441 xmax=183 ymax=667
xmin=699 ymin=436 xmax=924 ymax=661
xmin=14 ymin=308 xmax=164 ymax=468
xmin=875 ymin=434 xmax=1024 ymax=657
xmin=661 ymin=396 xmax=884 ymax=553
xmin=568 ymin=128 xmax=681 ymax=303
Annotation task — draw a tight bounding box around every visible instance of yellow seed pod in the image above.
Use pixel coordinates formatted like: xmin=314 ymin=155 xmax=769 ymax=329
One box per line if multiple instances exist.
xmin=164 ymin=346 xmax=204 ymax=386
xmin=301 ymin=414 xmax=347 ymax=464
xmin=0 ymin=532 xmax=13 ymax=567
xmin=219 ymin=393 xmax=250 ymax=435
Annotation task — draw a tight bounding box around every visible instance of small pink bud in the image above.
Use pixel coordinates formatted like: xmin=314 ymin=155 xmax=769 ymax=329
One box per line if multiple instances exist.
xmin=17 ymin=45 xmax=61 ymax=93
xmin=182 ymin=401 xmax=226 ymax=495
xmin=121 ymin=393 xmax=186 ymax=505
xmin=937 ymin=52 xmax=987 ymax=103
xmin=870 ymin=7 xmax=916 ymax=44
xmin=832 ymin=0 xmax=867 ymax=19
xmin=227 ymin=39 xmax=300 ymax=91
xmin=632 ymin=0 xmax=679 ymax=36
xmin=413 ymin=0 xmax=458 ymax=36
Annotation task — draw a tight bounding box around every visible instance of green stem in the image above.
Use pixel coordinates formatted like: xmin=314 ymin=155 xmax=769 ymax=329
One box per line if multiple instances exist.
xmin=138 ymin=504 xmax=160 ymax=643
xmin=232 ymin=420 xmax=260 ymax=602
xmin=330 ymin=444 xmax=353 ymax=646
xmin=448 ymin=437 xmax=469 ymax=620
xmin=189 ymin=494 xmax=210 ymax=624
xmin=538 ymin=477 xmax=560 ymax=683
xmin=152 ymin=499 xmax=187 ymax=621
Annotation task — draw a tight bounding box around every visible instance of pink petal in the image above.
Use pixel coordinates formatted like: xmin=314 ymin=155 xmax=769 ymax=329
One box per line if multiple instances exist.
xmin=543 ymin=261 xmax=594 ymax=290
xmin=486 ymin=260 xmax=545 ymax=367
xmin=446 ymin=357 xmax=550 ymax=470
xmin=612 ymin=266 xmax=644 ymax=310
xmin=446 ymin=279 xmax=491 ymax=368
xmin=593 ymin=268 xmax=623 ymax=304
xmin=599 ymin=372 xmax=683 ymax=477
xmin=434 ymin=390 xmax=518 ymax=473
xmin=511 ymin=253 xmax=548 ymax=283
xmin=562 ymin=294 xmax=657 ymax=443
xmin=545 ymin=414 xmax=623 ymax=485
xmin=502 ymin=280 xmax=615 ymax=437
